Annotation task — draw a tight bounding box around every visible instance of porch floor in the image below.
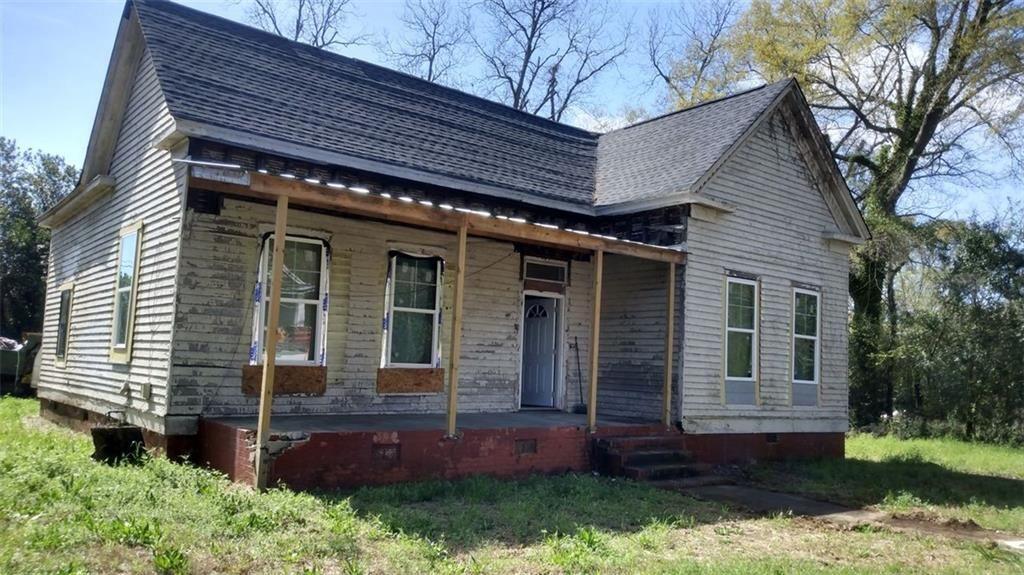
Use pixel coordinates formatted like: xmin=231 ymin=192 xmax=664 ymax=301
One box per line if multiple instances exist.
xmin=208 ymin=410 xmax=657 ymax=434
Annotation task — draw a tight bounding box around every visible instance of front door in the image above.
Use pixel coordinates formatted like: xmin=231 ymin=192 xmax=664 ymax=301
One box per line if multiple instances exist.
xmin=522 ymin=296 xmax=558 ymax=407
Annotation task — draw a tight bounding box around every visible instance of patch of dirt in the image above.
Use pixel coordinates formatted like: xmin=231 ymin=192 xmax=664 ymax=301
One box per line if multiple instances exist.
xmin=891 ymin=511 xmax=982 ymax=531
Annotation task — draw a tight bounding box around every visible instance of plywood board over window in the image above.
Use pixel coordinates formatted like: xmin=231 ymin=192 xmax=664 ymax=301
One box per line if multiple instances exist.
xmin=55 ymin=282 xmax=74 ymax=367
xmin=109 ymin=221 xmax=142 ymax=364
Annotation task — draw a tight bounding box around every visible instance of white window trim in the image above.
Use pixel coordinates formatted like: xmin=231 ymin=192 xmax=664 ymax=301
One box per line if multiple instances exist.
xmin=523 ymin=256 xmax=568 ymax=285
xmin=792 ymin=288 xmax=821 ymax=385
xmin=724 ymin=276 xmax=759 ymax=383
xmin=385 ymin=254 xmax=443 ymax=369
xmin=254 ymin=234 xmax=328 ymax=366
xmin=55 ymin=281 xmax=75 ymax=367
xmin=109 ymin=221 xmax=143 ymax=364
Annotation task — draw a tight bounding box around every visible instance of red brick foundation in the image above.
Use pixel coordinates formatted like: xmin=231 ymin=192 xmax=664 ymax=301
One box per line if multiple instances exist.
xmin=197 ymin=419 xmax=668 ymax=490
xmin=680 ymin=432 xmax=845 ymax=464
xmin=39 ymin=398 xmax=196 ymax=460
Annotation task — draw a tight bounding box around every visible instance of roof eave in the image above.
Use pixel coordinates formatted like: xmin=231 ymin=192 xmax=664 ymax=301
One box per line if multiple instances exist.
xmin=174 ymin=118 xmax=598 ymax=218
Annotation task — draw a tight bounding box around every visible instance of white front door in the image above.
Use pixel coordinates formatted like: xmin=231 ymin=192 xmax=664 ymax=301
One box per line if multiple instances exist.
xmin=522 ymin=296 xmax=558 ymax=407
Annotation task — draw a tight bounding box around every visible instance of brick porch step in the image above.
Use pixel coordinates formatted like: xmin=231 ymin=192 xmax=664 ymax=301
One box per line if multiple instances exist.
xmin=594 ymin=434 xmax=689 ymax=451
xmin=622 ymin=462 xmax=714 ymax=481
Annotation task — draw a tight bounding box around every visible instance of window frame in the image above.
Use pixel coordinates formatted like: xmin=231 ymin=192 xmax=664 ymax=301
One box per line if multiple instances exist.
xmin=724 ymin=276 xmax=759 ymax=383
xmin=109 ymin=221 xmax=143 ymax=364
xmin=385 ymin=253 xmax=443 ymax=369
xmin=254 ymin=234 xmax=329 ymax=366
xmin=55 ymin=282 xmax=75 ymax=366
xmin=523 ymin=257 xmax=568 ymax=285
xmin=791 ymin=287 xmax=821 ymax=385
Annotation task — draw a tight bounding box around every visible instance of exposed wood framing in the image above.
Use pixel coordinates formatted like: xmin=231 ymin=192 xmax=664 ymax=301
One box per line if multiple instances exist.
xmin=189 ymin=171 xmax=686 ymax=265
xmin=663 ymin=262 xmax=676 ymax=426
xmin=587 ymin=250 xmax=604 ymax=432
xmin=446 ymin=225 xmax=468 ymax=436
xmin=254 ymin=195 xmax=289 ymax=490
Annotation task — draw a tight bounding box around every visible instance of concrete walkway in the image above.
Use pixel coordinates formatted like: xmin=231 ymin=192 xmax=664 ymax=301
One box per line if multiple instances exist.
xmin=675 ymin=483 xmax=1024 ymax=553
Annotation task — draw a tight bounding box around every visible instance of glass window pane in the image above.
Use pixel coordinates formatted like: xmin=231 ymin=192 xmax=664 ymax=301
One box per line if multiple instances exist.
xmin=114 ymin=290 xmax=130 ymax=345
xmin=795 ymin=293 xmax=818 ymax=336
xmin=118 ymin=232 xmax=137 ymax=288
xmin=57 ymin=290 xmax=71 ymax=358
xmin=393 ymin=256 xmax=438 ymax=311
xmin=726 ymin=330 xmax=753 ymax=378
xmin=268 ymin=239 xmax=322 ymax=301
xmin=390 ymin=311 xmax=433 ymax=364
xmin=794 ymin=338 xmax=816 ymax=381
xmin=727 ymin=282 xmax=755 ymax=329
xmin=271 ymin=301 xmax=318 ymax=362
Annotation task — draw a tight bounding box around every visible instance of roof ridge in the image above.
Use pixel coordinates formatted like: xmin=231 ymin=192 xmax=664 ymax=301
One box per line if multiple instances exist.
xmin=131 ymin=0 xmax=597 ymax=139
xmin=601 ymin=79 xmax=794 ymax=135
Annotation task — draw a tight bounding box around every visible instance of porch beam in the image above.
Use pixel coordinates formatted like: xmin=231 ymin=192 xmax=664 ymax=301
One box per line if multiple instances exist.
xmin=254 ymin=195 xmax=288 ymax=490
xmin=587 ymin=250 xmax=604 ymax=432
xmin=446 ymin=224 xmax=468 ymax=436
xmin=191 ymin=172 xmax=685 ymax=264
xmin=663 ymin=262 xmax=676 ymax=426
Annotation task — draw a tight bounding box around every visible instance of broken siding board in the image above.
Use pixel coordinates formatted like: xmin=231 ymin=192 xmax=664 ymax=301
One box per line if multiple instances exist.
xmin=681 ymin=110 xmax=850 ymax=434
xmin=37 ymin=51 xmax=185 ymax=428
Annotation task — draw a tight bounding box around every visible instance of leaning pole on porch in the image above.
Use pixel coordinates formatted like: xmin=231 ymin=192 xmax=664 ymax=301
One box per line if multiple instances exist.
xmin=446 ymin=224 xmax=468 ymax=437
xmin=663 ymin=262 xmax=676 ymax=426
xmin=254 ymin=196 xmax=289 ymax=490
xmin=587 ymin=250 xmax=604 ymax=432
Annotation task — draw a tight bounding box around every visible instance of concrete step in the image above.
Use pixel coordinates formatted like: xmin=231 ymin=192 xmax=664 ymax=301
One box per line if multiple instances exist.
xmin=651 ymin=475 xmax=735 ymax=490
xmin=622 ymin=462 xmax=713 ymax=481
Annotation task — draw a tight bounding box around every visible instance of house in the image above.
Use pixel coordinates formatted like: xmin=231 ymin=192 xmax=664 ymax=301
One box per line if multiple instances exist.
xmin=36 ymin=0 xmax=869 ymax=489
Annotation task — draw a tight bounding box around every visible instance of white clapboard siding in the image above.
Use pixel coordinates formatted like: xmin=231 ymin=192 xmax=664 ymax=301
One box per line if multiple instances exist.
xmin=681 ymin=110 xmax=851 ymax=434
xmin=37 ymin=52 xmax=185 ymax=427
xmin=170 ymin=198 xmax=598 ymax=417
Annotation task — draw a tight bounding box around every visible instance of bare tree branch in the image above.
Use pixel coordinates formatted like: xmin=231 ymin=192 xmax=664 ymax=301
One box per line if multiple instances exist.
xmin=381 ymin=0 xmax=470 ymax=84
xmin=247 ymin=0 xmax=367 ymax=50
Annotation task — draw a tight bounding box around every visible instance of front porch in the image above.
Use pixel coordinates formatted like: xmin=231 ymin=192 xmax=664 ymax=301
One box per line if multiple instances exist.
xmin=198 ymin=411 xmax=670 ymax=490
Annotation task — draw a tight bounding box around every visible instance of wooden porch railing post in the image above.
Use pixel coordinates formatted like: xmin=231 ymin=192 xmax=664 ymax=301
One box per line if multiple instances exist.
xmin=446 ymin=224 xmax=468 ymax=437
xmin=663 ymin=262 xmax=676 ymax=426
xmin=254 ymin=195 xmax=288 ymax=490
xmin=587 ymin=250 xmax=604 ymax=432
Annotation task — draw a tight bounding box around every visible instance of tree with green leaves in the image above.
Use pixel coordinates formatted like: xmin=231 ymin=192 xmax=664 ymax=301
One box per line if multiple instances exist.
xmin=650 ymin=0 xmax=1024 ymax=424
xmin=0 ymin=138 xmax=77 ymax=339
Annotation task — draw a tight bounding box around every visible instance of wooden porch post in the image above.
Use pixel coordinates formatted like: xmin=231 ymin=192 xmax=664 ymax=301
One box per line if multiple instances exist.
xmin=587 ymin=250 xmax=604 ymax=432
xmin=663 ymin=262 xmax=676 ymax=426
xmin=446 ymin=224 xmax=468 ymax=437
xmin=254 ymin=195 xmax=288 ymax=490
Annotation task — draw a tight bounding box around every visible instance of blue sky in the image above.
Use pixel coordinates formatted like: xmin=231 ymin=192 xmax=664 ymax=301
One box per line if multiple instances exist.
xmin=1 ymin=0 xmax=1017 ymax=219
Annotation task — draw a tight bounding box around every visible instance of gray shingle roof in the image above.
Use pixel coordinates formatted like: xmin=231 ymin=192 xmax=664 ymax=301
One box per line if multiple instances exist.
xmin=595 ymin=80 xmax=792 ymax=207
xmin=132 ymin=0 xmax=791 ymax=214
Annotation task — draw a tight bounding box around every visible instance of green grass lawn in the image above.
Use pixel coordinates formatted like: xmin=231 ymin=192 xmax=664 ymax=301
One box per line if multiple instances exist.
xmin=1 ymin=397 xmax=1021 ymax=574
xmin=747 ymin=433 xmax=1024 ymax=534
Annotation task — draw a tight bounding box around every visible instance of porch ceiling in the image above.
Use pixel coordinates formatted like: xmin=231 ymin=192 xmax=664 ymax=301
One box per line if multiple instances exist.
xmin=187 ymin=165 xmax=687 ymax=264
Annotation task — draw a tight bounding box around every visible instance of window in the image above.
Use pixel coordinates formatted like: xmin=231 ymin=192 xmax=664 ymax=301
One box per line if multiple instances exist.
xmin=386 ymin=253 xmax=442 ymax=367
xmin=56 ymin=283 xmax=74 ymax=363
xmin=792 ymin=289 xmax=820 ymax=384
xmin=524 ymin=259 xmax=567 ymax=284
xmin=255 ymin=235 xmax=328 ymax=365
xmin=110 ymin=222 xmax=142 ymax=363
xmin=725 ymin=277 xmax=758 ymax=380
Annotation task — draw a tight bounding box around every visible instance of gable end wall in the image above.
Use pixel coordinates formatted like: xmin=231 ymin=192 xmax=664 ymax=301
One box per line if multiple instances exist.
xmin=36 ymin=51 xmax=187 ymax=432
xmin=681 ymin=109 xmax=851 ymax=433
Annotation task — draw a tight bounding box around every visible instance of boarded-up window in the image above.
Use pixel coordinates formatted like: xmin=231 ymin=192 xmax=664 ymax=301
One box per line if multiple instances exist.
xmin=56 ymin=285 xmax=73 ymax=361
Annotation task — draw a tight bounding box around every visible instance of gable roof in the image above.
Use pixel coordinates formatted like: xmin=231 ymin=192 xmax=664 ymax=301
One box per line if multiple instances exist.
xmin=62 ymin=0 xmax=867 ymax=239
xmin=595 ymin=80 xmax=792 ymax=209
